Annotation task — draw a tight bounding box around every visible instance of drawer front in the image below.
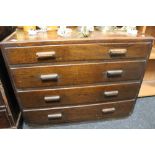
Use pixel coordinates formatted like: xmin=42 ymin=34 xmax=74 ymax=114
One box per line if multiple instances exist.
xmin=23 ymin=100 xmax=135 ymax=124
xmin=18 ymin=82 xmax=140 ymax=108
xmin=5 ymin=43 xmax=151 ymax=65
xmin=0 ymin=109 xmax=11 ymax=128
xmin=11 ymin=61 xmax=145 ymax=89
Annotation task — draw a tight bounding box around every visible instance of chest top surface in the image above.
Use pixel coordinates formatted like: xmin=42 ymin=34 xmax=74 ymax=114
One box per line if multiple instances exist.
xmin=0 ymin=28 xmax=154 ymax=47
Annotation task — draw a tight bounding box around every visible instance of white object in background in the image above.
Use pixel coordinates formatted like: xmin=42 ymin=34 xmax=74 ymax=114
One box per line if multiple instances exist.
xmin=124 ymin=26 xmax=137 ymax=35
xmin=87 ymin=26 xmax=94 ymax=31
xmin=127 ymin=29 xmax=138 ymax=35
xmin=57 ymin=26 xmax=72 ymax=37
xmin=101 ymin=26 xmax=110 ymax=32
xmin=80 ymin=26 xmax=90 ymax=37
xmin=80 ymin=26 xmax=94 ymax=32
xmin=28 ymin=30 xmax=37 ymax=36
xmin=101 ymin=26 xmax=116 ymax=32
xmin=38 ymin=26 xmax=48 ymax=32
xmin=120 ymin=26 xmax=137 ymax=35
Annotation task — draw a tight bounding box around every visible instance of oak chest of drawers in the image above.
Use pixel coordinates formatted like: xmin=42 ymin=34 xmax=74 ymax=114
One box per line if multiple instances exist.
xmin=0 ymin=30 xmax=153 ymax=125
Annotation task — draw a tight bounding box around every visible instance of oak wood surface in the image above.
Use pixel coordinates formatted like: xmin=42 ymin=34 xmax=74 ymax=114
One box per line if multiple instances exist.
xmin=0 ymin=29 xmax=153 ymax=47
xmin=139 ymin=81 xmax=155 ymax=97
xmin=139 ymin=59 xmax=155 ymax=97
xmin=11 ymin=60 xmax=145 ymax=89
xmin=143 ymin=60 xmax=155 ymax=81
xmin=23 ymin=99 xmax=135 ymax=124
xmin=0 ymin=29 xmax=153 ymax=125
xmin=18 ymin=82 xmax=140 ymax=108
xmin=149 ymin=47 xmax=155 ymax=59
xmin=138 ymin=26 xmax=155 ymax=97
xmin=4 ymin=42 xmax=151 ymax=65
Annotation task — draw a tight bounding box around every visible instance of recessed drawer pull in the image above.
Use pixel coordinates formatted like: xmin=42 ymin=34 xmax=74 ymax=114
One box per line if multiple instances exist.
xmin=36 ymin=51 xmax=56 ymax=59
xmin=102 ymin=107 xmax=116 ymax=113
xmin=48 ymin=113 xmax=62 ymax=120
xmin=44 ymin=96 xmax=60 ymax=102
xmin=107 ymin=70 xmax=123 ymax=77
xmin=104 ymin=90 xmax=119 ymax=97
xmin=109 ymin=49 xmax=127 ymax=57
xmin=40 ymin=74 xmax=58 ymax=81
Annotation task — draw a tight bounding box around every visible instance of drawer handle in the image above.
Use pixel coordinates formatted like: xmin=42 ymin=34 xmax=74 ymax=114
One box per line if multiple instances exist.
xmin=48 ymin=113 xmax=62 ymax=120
xmin=44 ymin=95 xmax=61 ymax=102
xmin=36 ymin=51 xmax=56 ymax=59
xmin=102 ymin=107 xmax=116 ymax=113
xmin=40 ymin=74 xmax=59 ymax=81
xmin=109 ymin=49 xmax=127 ymax=57
xmin=104 ymin=90 xmax=119 ymax=97
xmin=107 ymin=70 xmax=123 ymax=77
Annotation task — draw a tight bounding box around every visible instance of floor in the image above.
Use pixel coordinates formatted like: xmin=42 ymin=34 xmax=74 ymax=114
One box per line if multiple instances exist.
xmin=23 ymin=97 xmax=155 ymax=129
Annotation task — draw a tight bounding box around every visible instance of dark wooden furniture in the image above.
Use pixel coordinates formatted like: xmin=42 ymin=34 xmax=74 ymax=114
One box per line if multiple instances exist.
xmin=0 ymin=83 xmax=11 ymax=128
xmin=0 ymin=80 xmax=21 ymax=128
xmin=0 ymin=26 xmax=21 ymax=128
xmin=0 ymin=29 xmax=153 ymax=125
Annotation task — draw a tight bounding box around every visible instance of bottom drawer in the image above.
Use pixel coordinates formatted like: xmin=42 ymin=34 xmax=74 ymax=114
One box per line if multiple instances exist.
xmin=0 ymin=109 xmax=11 ymax=128
xmin=23 ymin=99 xmax=135 ymax=125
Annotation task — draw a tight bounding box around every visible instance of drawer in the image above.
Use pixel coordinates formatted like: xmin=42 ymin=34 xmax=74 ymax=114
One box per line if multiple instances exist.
xmin=18 ymin=82 xmax=140 ymax=108
xmin=0 ymin=109 xmax=11 ymax=128
xmin=11 ymin=60 xmax=145 ymax=89
xmin=5 ymin=43 xmax=151 ymax=65
xmin=23 ymin=99 xmax=135 ymax=124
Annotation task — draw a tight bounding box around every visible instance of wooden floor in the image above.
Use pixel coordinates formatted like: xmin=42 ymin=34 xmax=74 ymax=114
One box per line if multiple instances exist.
xmin=150 ymin=48 xmax=155 ymax=60
xmin=139 ymin=81 xmax=155 ymax=97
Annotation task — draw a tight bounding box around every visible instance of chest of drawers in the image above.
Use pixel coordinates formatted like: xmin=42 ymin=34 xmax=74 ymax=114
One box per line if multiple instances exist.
xmin=0 ymin=30 xmax=153 ymax=125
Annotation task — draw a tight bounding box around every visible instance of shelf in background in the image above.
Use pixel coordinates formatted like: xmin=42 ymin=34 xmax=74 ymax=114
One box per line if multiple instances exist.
xmin=139 ymin=80 xmax=155 ymax=97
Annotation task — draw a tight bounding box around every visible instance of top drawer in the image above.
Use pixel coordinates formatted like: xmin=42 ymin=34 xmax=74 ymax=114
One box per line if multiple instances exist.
xmin=5 ymin=43 xmax=151 ymax=65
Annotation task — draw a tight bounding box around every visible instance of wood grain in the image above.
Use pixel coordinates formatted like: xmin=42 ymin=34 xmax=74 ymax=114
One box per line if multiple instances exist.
xmin=0 ymin=29 xmax=153 ymax=125
xmin=11 ymin=61 xmax=145 ymax=89
xmin=0 ymin=29 xmax=153 ymax=47
xmin=18 ymin=82 xmax=140 ymax=108
xmin=23 ymin=99 xmax=135 ymax=124
xmin=5 ymin=43 xmax=151 ymax=65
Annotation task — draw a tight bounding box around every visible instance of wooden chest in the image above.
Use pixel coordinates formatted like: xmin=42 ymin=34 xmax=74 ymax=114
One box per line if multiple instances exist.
xmin=0 ymin=29 xmax=153 ymax=125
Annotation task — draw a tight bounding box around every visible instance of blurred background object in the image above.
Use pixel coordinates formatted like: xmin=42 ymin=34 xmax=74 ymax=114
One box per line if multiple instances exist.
xmin=0 ymin=26 xmax=22 ymax=128
xmin=23 ymin=26 xmax=36 ymax=32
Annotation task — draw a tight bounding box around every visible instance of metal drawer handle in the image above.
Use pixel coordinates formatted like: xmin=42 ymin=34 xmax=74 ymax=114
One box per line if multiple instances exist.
xmin=104 ymin=90 xmax=119 ymax=97
xmin=102 ymin=107 xmax=116 ymax=113
xmin=36 ymin=51 xmax=56 ymax=59
xmin=40 ymin=74 xmax=59 ymax=81
xmin=109 ymin=49 xmax=127 ymax=57
xmin=44 ymin=95 xmax=60 ymax=102
xmin=107 ymin=70 xmax=123 ymax=77
xmin=48 ymin=113 xmax=62 ymax=120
